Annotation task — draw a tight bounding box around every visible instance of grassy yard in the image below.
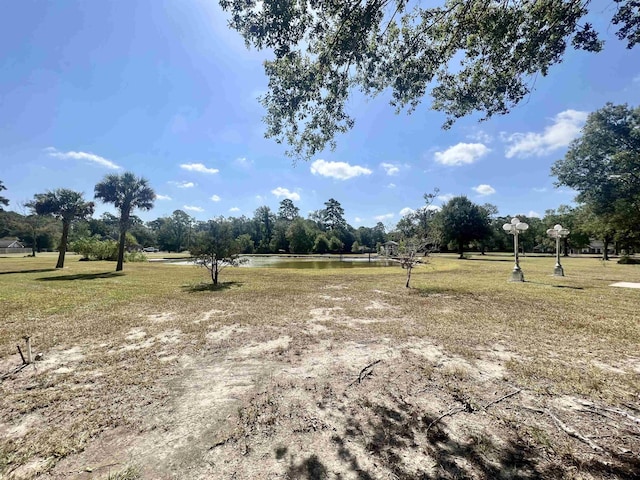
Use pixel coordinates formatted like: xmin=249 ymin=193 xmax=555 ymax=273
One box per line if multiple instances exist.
xmin=1 ymin=253 xmax=639 ymax=479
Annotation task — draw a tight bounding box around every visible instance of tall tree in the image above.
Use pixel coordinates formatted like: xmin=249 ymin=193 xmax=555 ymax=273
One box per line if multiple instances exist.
xmin=286 ymin=218 xmax=315 ymax=253
xmin=323 ymin=198 xmax=346 ymax=231
xmin=277 ymin=198 xmax=300 ymax=221
xmin=95 ymin=172 xmax=155 ymax=271
xmin=220 ymin=0 xmax=638 ymax=158
xmin=31 ymin=189 xmax=95 ymax=268
xmin=157 ymin=210 xmax=194 ymax=252
xmin=552 ymin=103 xmax=640 ymax=215
xmin=0 ymin=180 xmax=8 ymax=210
xmin=253 ymin=206 xmax=276 ymax=252
xmin=552 ymin=103 xmax=640 ymax=256
xmin=436 ymin=196 xmax=491 ymax=259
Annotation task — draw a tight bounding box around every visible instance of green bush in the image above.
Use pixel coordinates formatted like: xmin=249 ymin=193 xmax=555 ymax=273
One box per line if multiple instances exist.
xmin=617 ymin=256 xmax=640 ymax=265
xmin=125 ymin=251 xmax=147 ymax=262
xmin=69 ymin=237 xmax=118 ymax=261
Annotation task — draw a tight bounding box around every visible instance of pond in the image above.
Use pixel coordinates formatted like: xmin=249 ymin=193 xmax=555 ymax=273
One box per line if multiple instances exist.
xmin=243 ymin=256 xmax=396 ymax=269
xmin=162 ymin=255 xmax=397 ymax=269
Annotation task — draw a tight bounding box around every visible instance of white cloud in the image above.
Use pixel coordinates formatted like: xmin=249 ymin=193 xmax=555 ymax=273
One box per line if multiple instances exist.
xmin=532 ymin=187 xmax=547 ymax=193
xmin=504 ymin=109 xmax=588 ymax=158
xmin=380 ymin=162 xmax=400 ymax=176
xmin=271 ymin=187 xmax=301 ymax=201
xmin=473 ymin=184 xmax=496 ymax=196
xmin=399 ymin=207 xmax=415 ymax=217
xmin=234 ymin=157 xmax=253 ymax=168
xmin=184 ymin=205 xmax=204 ymax=212
xmin=170 ymin=181 xmax=196 ymax=188
xmin=374 ymin=213 xmax=394 ymax=221
xmin=229 ymin=207 xmax=241 ymax=212
xmin=633 ymin=74 xmax=640 ymax=83
xmin=210 ymin=195 xmax=221 ymax=202
xmin=255 ymin=195 xmax=265 ymax=202
xmin=45 ymin=147 xmax=121 ymax=170
xmin=354 ymin=217 xmax=363 ymax=223
xmin=156 ymin=194 xmax=172 ymax=200
xmin=387 ymin=183 xmax=396 ymax=189
xmin=434 ymin=143 xmax=490 ymax=166
xmin=467 ymin=129 xmax=493 ymax=143
xmin=438 ymin=193 xmax=454 ymax=202
xmin=310 ymin=159 xmax=372 ymax=180
xmin=528 ymin=210 xmax=541 ymax=218
xmin=180 ymin=163 xmax=219 ymax=174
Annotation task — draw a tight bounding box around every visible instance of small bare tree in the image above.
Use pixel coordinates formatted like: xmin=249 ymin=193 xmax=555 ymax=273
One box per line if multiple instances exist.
xmin=394 ymin=240 xmax=429 ymax=288
xmin=393 ymin=189 xmax=440 ymax=288
xmin=191 ymin=218 xmax=247 ymax=285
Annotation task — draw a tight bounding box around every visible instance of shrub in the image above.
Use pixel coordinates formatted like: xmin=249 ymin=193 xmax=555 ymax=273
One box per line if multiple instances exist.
xmin=618 ymin=256 xmax=640 ymax=265
xmin=125 ymin=251 xmax=148 ymax=262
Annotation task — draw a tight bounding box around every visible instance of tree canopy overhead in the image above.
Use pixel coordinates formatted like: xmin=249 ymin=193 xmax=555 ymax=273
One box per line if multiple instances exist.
xmin=220 ymin=0 xmax=639 ymax=159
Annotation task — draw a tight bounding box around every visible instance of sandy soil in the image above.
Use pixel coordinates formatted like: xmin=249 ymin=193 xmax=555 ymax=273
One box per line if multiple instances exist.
xmin=2 ymin=286 xmax=639 ymax=480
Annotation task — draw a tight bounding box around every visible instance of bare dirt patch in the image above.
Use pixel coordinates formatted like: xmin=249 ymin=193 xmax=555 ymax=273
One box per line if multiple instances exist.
xmin=3 ymin=259 xmax=640 ymax=479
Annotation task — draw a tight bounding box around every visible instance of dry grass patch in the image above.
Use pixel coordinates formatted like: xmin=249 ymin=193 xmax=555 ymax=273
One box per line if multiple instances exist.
xmin=1 ymin=253 xmax=639 ymax=478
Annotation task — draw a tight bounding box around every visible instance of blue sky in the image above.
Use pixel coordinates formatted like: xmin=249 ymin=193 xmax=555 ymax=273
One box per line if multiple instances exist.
xmin=1 ymin=0 xmax=639 ymax=229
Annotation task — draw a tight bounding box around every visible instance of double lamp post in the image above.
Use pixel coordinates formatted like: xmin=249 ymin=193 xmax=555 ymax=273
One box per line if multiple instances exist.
xmin=502 ymin=219 xmax=570 ymax=281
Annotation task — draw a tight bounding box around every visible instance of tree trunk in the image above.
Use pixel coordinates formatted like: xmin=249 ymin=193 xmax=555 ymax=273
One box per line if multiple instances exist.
xmin=405 ymin=266 xmax=412 ymax=288
xmin=31 ymin=226 xmax=37 ymax=257
xmin=563 ymin=237 xmax=569 ymax=257
xmin=458 ymin=240 xmax=464 ymax=259
xmin=116 ymin=225 xmax=126 ymax=271
xmin=55 ymin=221 xmax=69 ymax=268
xmin=602 ymin=238 xmax=610 ymax=261
xmin=213 ymin=260 xmax=219 ymax=285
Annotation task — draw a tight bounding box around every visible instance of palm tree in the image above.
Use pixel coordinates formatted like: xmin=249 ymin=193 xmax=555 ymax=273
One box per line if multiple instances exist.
xmin=95 ymin=172 xmax=155 ymax=271
xmin=31 ymin=189 xmax=95 ymax=268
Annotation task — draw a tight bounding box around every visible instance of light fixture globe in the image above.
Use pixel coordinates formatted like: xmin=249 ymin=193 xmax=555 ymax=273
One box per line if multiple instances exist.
xmin=516 ymin=222 xmax=529 ymax=231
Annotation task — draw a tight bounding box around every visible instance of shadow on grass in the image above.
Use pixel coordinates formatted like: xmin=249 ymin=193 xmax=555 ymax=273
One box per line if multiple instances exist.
xmin=465 ymin=257 xmax=513 ymax=262
xmin=36 ymin=272 xmax=125 ymax=281
xmin=182 ymin=281 xmax=243 ymax=293
xmin=526 ymin=280 xmax=585 ymax=290
xmin=0 ymin=268 xmax=57 ymax=275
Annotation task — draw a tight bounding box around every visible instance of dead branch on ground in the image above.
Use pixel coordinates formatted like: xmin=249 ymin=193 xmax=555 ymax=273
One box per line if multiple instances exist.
xmin=348 ymin=359 xmax=382 ymax=387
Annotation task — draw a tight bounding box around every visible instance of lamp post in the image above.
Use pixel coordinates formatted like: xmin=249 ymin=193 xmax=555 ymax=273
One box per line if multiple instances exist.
xmin=546 ymin=224 xmax=570 ymax=276
xmin=503 ymin=217 xmax=529 ymax=282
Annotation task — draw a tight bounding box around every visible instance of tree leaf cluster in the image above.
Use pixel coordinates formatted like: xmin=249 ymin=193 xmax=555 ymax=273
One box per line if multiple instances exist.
xmin=220 ymin=0 xmax=637 ymax=159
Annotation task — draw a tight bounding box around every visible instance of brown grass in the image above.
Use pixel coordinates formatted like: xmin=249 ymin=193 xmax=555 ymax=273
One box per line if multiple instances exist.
xmin=1 ymin=252 xmax=639 ymax=479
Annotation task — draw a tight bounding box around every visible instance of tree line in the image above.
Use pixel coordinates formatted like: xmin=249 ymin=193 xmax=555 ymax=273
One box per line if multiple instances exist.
xmin=2 ymin=102 xmax=638 ymax=266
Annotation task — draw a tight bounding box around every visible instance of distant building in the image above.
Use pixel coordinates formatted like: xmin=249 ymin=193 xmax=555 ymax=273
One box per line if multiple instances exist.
xmin=380 ymin=241 xmax=399 ymax=256
xmin=580 ymin=239 xmax=615 ymax=255
xmin=0 ymin=237 xmax=30 ymax=254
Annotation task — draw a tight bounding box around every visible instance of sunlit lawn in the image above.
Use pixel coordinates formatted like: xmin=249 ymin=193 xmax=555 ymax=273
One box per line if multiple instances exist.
xmin=1 ymin=252 xmax=639 ymax=477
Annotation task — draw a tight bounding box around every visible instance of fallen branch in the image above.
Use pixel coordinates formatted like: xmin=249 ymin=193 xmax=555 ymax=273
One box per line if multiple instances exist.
xmin=483 ymin=389 xmax=521 ymax=410
xmin=0 ymin=364 xmax=28 ymax=382
xmin=522 ymin=405 xmax=603 ymax=452
xmin=426 ymin=406 xmax=466 ymax=432
xmin=576 ymin=399 xmax=640 ymax=425
xmin=546 ymin=410 xmax=604 ymax=452
xmin=349 ymin=360 xmax=382 ymax=386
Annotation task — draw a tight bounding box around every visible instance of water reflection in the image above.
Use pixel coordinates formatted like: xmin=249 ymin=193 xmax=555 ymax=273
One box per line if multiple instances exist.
xmin=165 ymin=256 xmax=396 ymax=269
xmin=245 ymin=256 xmax=395 ymax=269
